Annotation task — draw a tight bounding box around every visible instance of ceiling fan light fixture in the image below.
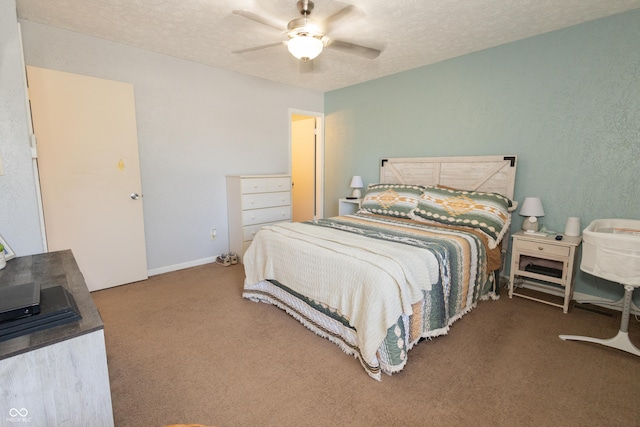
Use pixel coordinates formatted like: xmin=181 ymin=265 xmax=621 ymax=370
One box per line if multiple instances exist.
xmin=287 ymin=35 xmax=323 ymax=61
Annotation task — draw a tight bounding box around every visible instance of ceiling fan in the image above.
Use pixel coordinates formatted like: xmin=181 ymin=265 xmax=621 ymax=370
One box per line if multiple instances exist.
xmin=232 ymin=0 xmax=381 ymax=67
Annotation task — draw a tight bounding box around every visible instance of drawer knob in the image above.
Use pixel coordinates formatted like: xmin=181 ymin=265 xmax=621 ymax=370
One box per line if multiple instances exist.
xmin=538 ymin=246 xmax=544 ymax=251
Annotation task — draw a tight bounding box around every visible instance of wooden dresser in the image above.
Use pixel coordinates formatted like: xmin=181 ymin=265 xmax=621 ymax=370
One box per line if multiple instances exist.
xmin=0 ymin=250 xmax=114 ymax=426
xmin=226 ymin=174 xmax=292 ymax=263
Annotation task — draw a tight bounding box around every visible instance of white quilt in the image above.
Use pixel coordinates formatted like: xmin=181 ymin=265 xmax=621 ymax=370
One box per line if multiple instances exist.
xmin=243 ymin=221 xmax=440 ymax=365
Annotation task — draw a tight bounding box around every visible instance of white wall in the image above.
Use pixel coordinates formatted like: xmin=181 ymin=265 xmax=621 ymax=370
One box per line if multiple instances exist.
xmin=18 ymin=20 xmax=324 ymax=273
xmin=0 ymin=2 xmax=45 ymax=256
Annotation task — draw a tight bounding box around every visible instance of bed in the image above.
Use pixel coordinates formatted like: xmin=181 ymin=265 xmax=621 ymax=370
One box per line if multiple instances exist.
xmin=243 ymin=155 xmax=517 ymax=380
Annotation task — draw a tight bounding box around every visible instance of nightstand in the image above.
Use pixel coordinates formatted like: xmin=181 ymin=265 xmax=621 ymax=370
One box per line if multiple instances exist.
xmin=338 ymin=198 xmax=362 ymax=215
xmin=508 ymin=231 xmax=582 ymax=313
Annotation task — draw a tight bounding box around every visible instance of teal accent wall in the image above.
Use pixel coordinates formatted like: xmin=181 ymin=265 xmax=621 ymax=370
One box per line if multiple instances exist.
xmin=324 ymin=10 xmax=640 ymax=302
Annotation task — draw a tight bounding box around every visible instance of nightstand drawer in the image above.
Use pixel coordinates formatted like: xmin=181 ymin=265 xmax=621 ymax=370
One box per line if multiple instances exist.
xmin=518 ymin=240 xmax=570 ymax=257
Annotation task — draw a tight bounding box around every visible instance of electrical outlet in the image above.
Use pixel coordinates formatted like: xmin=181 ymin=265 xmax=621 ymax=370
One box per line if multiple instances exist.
xmin=211 ymin=228 xmax=217 ymax=240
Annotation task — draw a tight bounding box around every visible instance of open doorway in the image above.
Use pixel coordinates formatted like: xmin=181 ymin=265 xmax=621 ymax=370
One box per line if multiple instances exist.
xmin=290 ymin=110 xmax=324 ymax=221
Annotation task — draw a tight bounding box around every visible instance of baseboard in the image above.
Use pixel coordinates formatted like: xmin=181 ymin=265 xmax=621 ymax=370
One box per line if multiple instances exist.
xmin=148 ymin=256 xmax=215 ymax=277
xmin=573 ymin=291 xmax=640 ymax=316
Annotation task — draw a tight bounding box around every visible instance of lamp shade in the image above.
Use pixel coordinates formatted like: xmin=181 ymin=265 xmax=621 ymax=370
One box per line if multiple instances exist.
xmin=287 ymin=35 xmax=323 ymax=60
xmin=350 ymin=176 xmax=364 ymax=189
xmin=519 ymin=197 xmax=545 ymax=217
xmin=349 ymin=176 xmax=364 ymax=198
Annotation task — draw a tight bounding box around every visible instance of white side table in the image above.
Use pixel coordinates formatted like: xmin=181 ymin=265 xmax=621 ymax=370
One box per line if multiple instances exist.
xmin=338 ymin=198 xmax=362 ymax=215
xmin=508 ymin=230 xmax=582 ymax=313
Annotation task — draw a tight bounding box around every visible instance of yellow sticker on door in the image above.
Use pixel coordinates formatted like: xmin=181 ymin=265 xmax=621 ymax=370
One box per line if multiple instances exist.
xmin=117 ymin=159 xmax=125 ymax=171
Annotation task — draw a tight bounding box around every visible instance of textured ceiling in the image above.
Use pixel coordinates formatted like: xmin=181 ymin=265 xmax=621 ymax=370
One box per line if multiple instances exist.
xmin=15 ymin=0 xmax=640 ymax=92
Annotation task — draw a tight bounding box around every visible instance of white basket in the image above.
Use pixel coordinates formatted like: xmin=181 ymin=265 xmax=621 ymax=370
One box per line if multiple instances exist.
xmin=581 ymin=219 xmax=640 ymax=286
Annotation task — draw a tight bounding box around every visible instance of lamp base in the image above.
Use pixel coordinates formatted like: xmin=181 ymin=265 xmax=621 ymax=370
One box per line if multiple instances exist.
xmin=522 ymin=217 xmax=539 ymax=232
xmin=351 ymin=188 xmax=362 ymax=199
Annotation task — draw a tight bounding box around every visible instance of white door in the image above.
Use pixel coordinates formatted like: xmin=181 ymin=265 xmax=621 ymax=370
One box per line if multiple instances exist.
xmin=27 ymin=66 xmax=148 ymax=291
xmin=291 ymin=115 xmax=316 ymax=222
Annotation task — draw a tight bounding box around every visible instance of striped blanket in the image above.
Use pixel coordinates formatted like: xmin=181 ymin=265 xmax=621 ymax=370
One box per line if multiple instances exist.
xmin=243 ymin=213 xmax=496 ymax=380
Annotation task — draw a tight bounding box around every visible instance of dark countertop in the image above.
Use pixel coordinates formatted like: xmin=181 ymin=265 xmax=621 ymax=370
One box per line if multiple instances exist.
xmin=0 ymin=250 xmax=104 ymax=360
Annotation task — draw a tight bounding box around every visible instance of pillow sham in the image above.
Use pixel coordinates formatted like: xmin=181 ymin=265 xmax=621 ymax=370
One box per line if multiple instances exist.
xmin=410 ymin=186 xmax=513 ymax=248
xmin=359 ymin=183 xmax=425 ymax=218
xmin=436 ymin=184 xmax=517 ymax=212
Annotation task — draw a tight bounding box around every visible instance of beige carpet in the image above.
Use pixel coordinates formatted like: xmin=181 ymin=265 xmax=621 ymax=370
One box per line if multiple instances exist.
xmin=92 ymin=263 xmax=640 ymax=427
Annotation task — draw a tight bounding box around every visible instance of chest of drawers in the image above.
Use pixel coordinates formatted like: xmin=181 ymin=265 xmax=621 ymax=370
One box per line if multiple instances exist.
xmin=226 ymin=175 xmax=291 ymax=263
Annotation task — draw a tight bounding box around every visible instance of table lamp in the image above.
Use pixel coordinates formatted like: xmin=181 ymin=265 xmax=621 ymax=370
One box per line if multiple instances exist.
xmin=519 ymin=197 xmax=545 ymax=232
xmin=349 ymin=176 xmax=364 ymax=199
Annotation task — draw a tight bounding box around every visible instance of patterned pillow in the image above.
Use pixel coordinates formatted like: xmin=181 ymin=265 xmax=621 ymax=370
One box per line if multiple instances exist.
xmin=360 ymin=183 xmax=425 ymax=218
xmin=410 ymin=186 xmax=513 ymax=248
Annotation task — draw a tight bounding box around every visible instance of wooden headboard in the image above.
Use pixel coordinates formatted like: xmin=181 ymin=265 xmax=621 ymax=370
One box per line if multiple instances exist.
xmin=379 ymin=155 xmax=518 ymax=200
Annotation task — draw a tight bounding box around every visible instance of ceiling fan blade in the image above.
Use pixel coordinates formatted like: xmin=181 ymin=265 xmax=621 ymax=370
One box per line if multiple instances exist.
xmin=232 ymin=10 xmax=284 ymax=32
xmin=326 ymin=40 xmax=381 ymax=59
xmin=323 ymin=5 xmax=364 ymax=32
xmin=233 ymin=42 xmax=284 ymax=54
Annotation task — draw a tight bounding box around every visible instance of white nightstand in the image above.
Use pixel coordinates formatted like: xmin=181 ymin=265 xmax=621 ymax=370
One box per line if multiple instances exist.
xmin=508 ymin=230 xmax=582 ymax=313
xmin=338 ymin=198 xmax=362 ymax=215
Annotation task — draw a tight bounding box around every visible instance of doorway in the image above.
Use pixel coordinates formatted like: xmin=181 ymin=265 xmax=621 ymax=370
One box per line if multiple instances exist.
xmin=290 ymin=110 xmax=324 ymax=221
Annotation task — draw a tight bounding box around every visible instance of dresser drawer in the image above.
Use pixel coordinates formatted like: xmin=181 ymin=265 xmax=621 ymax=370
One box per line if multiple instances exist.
xmin=267 ymin=177 xmax=291 ymax=192
xmin=243 ymin=221 xmax=280 ymax=241
xmin=242 ymin=192 xmax=290 ymax=210
xmin=242 ymin=206 xmax=291 ymax=226
xmin=241 ymin=177 xmax=291 ymax=194
xmin=241 ymin=178 xmax=268 ymax=194
xmin=517 ymin=240 xmax=570 ymax=257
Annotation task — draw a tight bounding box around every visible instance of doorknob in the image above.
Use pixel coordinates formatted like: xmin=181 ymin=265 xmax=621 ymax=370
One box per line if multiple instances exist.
xmin=130 ymin=193 xmax=140 ymax=200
